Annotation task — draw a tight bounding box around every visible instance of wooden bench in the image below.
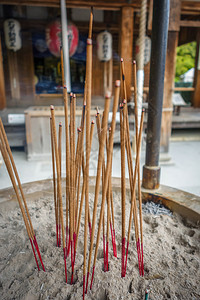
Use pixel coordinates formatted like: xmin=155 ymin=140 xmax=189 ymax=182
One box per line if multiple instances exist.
xmin=172 ymin=93 xmax=190 ymax=115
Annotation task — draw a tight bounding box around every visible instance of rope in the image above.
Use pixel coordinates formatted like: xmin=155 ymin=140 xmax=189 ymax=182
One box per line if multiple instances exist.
xmin=137 ymin=0 xmax=147 ymax=71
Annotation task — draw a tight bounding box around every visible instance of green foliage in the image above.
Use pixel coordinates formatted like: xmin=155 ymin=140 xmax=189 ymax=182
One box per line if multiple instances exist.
xmin=175 ymin=42 xmax=196 ymax=82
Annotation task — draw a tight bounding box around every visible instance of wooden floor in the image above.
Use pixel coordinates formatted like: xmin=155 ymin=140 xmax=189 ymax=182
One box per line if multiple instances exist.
xmin=172 ymin=107 xmax=200 ymax=129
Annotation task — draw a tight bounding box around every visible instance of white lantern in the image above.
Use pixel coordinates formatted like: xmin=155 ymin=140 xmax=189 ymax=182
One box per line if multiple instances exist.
xmin=97 ymin=31 xmax=112 ymax=62
xmin=4 ymin=19 xmax=22 ymax=52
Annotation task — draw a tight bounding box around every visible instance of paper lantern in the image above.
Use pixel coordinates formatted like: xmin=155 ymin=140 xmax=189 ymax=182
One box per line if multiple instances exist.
xmin=97 ymin=31 xmax=112 ymax=62
xmin=4 ymin=19 xmax=22 ymax=52
xmin=46 ymin=20 xmax=79 ymax=57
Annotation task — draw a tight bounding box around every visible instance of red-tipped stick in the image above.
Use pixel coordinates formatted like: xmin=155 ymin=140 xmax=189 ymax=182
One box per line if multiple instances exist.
xmin=75 ymin=127 xmax=82 ymax=227
xmin=108 ymin=126 xmax=117 ymax=258
xmin=96 ymin=112 xmax=107 ymax=272
xmin=61 ymin=47 xmax=71 ymax=254
xmin=64 ymin=88 xmax=70 ymax=252
xmin=105 ymin=129 xmax=114 ymax=267
xmin=67 ymin=233 xmax=71 ymax=258
xmin=133 ymin=60 xmax=144 ymax=276
xmin=86 ymin=92 xmax=111 ymax=292
xmin=0 ymin=134 xmax=40 ymax=270
xmin=103 ymin=213 xmax=106 ymax=271
xmin=50 ymin=118 xmax=58 ymax=247
xmin=119 ymin=102 xmax=126 ymax=277
xmin=75 ymin=133 xmax=94 ymax=284
xmin=0 ymin=119 xmax=45 ymax=271
xmin=69 ymin=93 xmax=74 ymax=263
xmin=58 ymin=122 xmax=62 ymax=248
xmin=90 ymin=81 xmax=120 ymax=290
xmin=121 ymin=58 xmax=142 ymax=276
xmin=33 ymin=236 xmax=45 ymax=271
xmin=73 ymin=120 xmax=94 ymax=285
xmin=50 ymin=106 xmax=67 ymax=283
xmin=124 ymin=110 xmax=144 ymax=275
xmin=110 ymin=192 xmax=117 ymax=257
xmin=30 ymin=238 xmax=40 ymax=271
xmin=72 ymin=94 xmax=77 ymax=279
xmin=83 ymin=8 xmax=93 ymax=298
xmin=74 ymin=100 xmax=86 ymax=238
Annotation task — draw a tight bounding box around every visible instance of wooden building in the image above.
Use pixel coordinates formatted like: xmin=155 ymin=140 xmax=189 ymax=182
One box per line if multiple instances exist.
xmin=0 ymin=0 xmax=200 ymax=155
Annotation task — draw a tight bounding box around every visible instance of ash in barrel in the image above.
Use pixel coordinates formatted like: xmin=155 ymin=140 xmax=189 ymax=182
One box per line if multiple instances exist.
xmin=142 ymin=201 xmax=173 ymax=216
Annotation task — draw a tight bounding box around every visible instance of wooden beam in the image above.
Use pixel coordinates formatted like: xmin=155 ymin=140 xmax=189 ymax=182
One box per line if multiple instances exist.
xmin=0 ymin=0 xmax=140 ymax=10
xmin=0 ymin=35 xmax=6 ymax=110
xmin=173 ymin=87 xmax=195 ymax=91
xmin=193 ymin=31 xmax=200 ymax=107
xmin=120 ymin=6 xmax=134 ymax=101
xmin=130 ymin=86 xmax=195 ymax=92
xmin=180 ymin=20 xmax=200 ymax=28
xmin=168 ymin=0 xmax=181 ymax=31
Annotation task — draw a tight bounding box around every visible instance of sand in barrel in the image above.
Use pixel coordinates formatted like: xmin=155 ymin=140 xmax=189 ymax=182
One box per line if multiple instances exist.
xmin=0 ymin=188 xmax=200 ymax=300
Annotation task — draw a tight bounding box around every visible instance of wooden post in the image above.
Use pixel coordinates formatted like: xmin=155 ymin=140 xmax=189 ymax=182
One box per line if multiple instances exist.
xmin=120 ymin=6 xmax=134 ymax=101
xmin=193 ymin=31 xmax=200 ymax=108
xmin=0 ymin=35 xmax=6 ymax=109
xmin=161 ymin=32 xmax=179 ymax=154
xmin=160 ymin=0 xmax=181 ymax=155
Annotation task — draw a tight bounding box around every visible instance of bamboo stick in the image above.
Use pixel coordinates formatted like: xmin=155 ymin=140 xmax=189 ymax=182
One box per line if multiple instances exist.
xmin=63 ymin=87 xmax=70 ymax=254
xmin=71 ymin=120 xmax=94 ymax=285
xmin=69 ymin=92 xmax=74 ymax=265
xmin=108 ymin=126 xmax=117 ymax=257
xmin=83 ymin=7 xmax=93 ymax=299
xmin=90 ymin=80 xmax=120 ymax=290
xmin=124 ymin=110 xmax=144 ymax=275
xmin=121 ymin=58 xmax=127 ymax=102
xmin=72 ymin=94 xmax=76 ymax=254
xmin=0 ymin=119 xmax=36 ymax=239
xmin=106 ymin=163 xmax=111 ymax=272
xmin=133 ymin=60 xmax=144 ymax=276
xmin=85 ymin=91 xmax=111 ymax=293
xmin=58 ymin=122 xmax=62 ymax=247
xmin=119 ymin=103 xmax=126 ymax=277
xmin=50 ymin=118 xmax=58 ymax=247
xmin=0 ymin=126 xmax=42 ymax=271
xmin=96 ymin=111 xmax=107 ymax=270
xmin=50 ymin=106 xmax=67 ymax=283
xmin=124 ymin=104 xmax=141 ymax=276
xmin=61 ymin=43 xmax=71 ymax=254
xmin=75 ymin=127 xmax=82 ymax=227
xmin=120 ymin=58 xmax=142 ymax=276
xmin=70 ymin=95 xmax=77 ymax=283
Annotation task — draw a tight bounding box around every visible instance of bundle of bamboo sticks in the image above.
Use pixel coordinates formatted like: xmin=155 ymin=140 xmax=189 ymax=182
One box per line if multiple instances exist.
xmin=0 ymin=118 xmax=45 ymax=272
xmin=48 ymin=7 xmax=145 ymax=299
xmin=0 ymin=6 xmax=146 ymax=299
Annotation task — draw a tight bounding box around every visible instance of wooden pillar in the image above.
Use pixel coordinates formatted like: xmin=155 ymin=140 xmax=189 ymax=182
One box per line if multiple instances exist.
xmin=160 ymin=0 xmax=181 ymax=154
xmin=120 ymin=6 xmax=134 ymax=101
xmin=193 ymin=31 xmax=200 ymax=108
xmin=0 ymin=35 xmax=6 ymax=110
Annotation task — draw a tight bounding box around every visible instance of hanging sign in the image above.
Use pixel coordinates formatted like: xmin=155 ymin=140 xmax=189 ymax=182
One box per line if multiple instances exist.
xmin=46 ymin=20 xmax=79 ymax=57
xmin=4 ymin=19 xmax=22 ymax=52
xmin=97 ymin=31 xmax=112 ymax=62
xmin=135 ymin=36 xmax=151 ymax=66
